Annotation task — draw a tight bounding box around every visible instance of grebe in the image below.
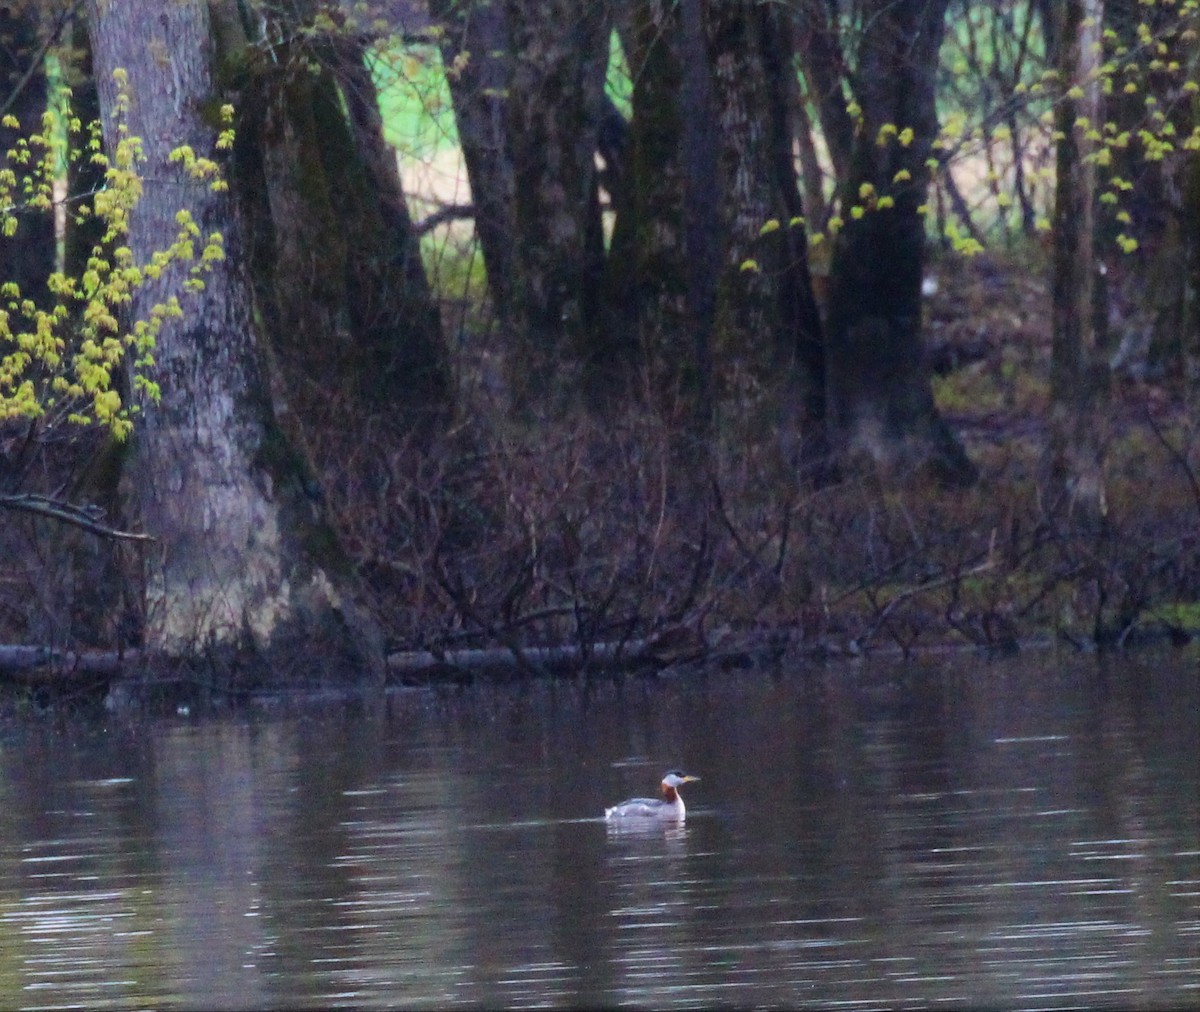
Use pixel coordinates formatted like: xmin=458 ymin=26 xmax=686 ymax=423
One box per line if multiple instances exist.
xmin=604 ymin=770 xmax=700 ymax=820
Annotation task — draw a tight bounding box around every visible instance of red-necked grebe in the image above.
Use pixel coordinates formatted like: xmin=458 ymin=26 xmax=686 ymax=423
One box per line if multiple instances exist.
xmin=605 ymin=770 xmax=700 ymax=820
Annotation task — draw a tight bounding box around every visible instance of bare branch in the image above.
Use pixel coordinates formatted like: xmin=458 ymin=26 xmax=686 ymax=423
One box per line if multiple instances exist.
xmin=0 ymin=493 xmax=153 ymax=541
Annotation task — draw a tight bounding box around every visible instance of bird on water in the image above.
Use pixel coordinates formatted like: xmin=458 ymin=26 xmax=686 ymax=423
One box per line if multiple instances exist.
xmin=604 ymin=770 xmax=700 ymax=821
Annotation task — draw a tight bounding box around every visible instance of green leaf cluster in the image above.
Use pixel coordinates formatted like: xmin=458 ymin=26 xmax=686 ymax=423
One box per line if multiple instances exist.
xmin=0 ymin=71 xmax=230 ymax=439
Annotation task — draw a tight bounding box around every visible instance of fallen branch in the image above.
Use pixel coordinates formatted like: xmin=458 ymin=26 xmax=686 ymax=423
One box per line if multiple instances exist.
xmin=0 ymin=494 xmax=154 ymax=542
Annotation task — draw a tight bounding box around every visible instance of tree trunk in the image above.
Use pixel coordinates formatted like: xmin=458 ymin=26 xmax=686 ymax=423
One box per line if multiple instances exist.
xmin=223 ymin=12 xmax=449 ymax=440
xmin=329 ymin=38 xmax=452 ymax=424
xmin=703 ymin=1 xmax=826 ymax=470
xmin=501 ymin=0 xmax=609 ymax=415
xmin=1187 ymin=89 xmax=1200 ymax=399
xmin=1049 ymin=0 xmax=1108 ymax=519
xmin=428 ymin=0 xmax=516 ymax=326
xmin=792 ymin=0 xmax=853 ymax=185
xmin=87 ymin=0 xmax=384 ymax=683
xmin=0 ymin=2 xmax=54 ymax=308
xmin=822 ymin=0 xmax=976 ymax=486
xmin=618 ymin=0 xmax=692 ymax=417
xmin=63 ymin=6 xmax=107 ymax=281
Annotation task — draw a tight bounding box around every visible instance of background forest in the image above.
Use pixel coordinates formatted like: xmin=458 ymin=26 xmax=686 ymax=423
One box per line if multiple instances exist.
xmin=0 ymin=0 xmax=1198 ymax=690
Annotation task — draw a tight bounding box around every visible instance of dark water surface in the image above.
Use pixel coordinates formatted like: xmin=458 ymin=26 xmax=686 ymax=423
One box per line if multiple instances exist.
xmin=0 ymin=648 xmax=1197 ymax=1009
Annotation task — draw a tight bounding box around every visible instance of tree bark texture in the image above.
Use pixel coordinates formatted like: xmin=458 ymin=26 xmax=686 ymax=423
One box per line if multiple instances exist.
xmin=617 ymin=0 xmax=692 ymax=416
xmin=88 ymin=0 xmax=384 ymax=682
xmin=703 ymin=1 xmax=825 ymax=467
xmin=1049 ymin=0 xmax=1108 ymax=519
xmin=428 ymin=0 xmax=517 ymax=325
xmin=502 ymin=0 xmax=609 ymax=415
xmin=822 ymin=0 xmax=976 ymax=485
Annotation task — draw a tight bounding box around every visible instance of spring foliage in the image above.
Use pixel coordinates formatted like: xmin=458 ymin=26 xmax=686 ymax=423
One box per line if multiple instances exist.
xmin=0 ymin=68 xmax=230 ymax=439
xmin=778 ymin=0 xmax=1200 ymax=260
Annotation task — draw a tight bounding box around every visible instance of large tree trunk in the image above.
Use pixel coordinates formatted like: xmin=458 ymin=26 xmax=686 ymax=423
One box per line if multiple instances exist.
xmin=822 ymin=0 xmax=976 ymax=486
xmin=703 ymin=1 xmax=826 ymax=469
xmin=87 ymin=0 xmax=384 ymax=684
xmin=1049 ymin=0 xmax=1108 ymax=519
xmin=617 ymin=0 xmax=692 ymax=418
xmin=222 ymin=10 xmax=449 ymax=440
xmin=501 ymin=0 xmax=609 ymax=415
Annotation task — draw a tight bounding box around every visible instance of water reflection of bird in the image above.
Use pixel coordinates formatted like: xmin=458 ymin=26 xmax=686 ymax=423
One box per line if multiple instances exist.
xmin=604 ymin=771 xmax=700 ymax=821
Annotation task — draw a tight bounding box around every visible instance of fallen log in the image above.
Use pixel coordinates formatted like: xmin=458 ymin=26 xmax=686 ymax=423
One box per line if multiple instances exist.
xmin=0 ymin=635 xmax=689 ymax=683
xmin=385 ymin=638 xmax=659 ymax=678
xmin=0 ymin=645 xmax=132 ymax=682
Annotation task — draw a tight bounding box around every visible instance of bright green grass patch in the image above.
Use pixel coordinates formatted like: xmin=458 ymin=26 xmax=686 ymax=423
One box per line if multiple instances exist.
xmin=420 ymin=230 xmax=489 ymax=299
xmin=369 ymin=42 xmax=459 ymax=156
xmin=371 ymin=31 xmax=632 ymax=157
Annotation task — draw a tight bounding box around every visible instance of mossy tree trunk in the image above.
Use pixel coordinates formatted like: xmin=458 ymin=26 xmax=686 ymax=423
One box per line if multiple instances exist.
xmin=88 ymin=0 xmax=384 ymax=683
xmin=221 ymin=8 xmax=450 ymax=441
xmin=822 ymin=0 xmax=976 ymax=486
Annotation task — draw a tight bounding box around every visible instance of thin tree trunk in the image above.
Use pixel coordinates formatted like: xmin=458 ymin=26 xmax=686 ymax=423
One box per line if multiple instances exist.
xmin=1049 ymin=0 xmax=1107 ymax=519
xmin=679 ymin=0 xmax=721 ymax=430
xmin=88 ymin=0 xmax=384 ymax=683
xmin=428 ymin=0 xmax=517 ymax=325
xmin=329 ymin=39 xmax=451 ymax=424
xmin=793 ymin=83 xmax=830 ymax=233
xmin=0 ymin=3 xmax=54 ymax=308
xmin=792 ymin=0 xmax=853 ymax=184
xmin=761 ymin=6 xmax=830 ymax=480
xmin=63 ymin=6 xmax=107 ymax=281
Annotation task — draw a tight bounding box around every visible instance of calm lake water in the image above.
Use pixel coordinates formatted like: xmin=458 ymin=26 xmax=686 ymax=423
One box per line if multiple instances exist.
xmin=0 ymin=648 xmax=1197 ymax=1010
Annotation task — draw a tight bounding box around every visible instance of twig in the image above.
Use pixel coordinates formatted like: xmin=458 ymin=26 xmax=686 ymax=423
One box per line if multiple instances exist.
xmin=414 ymin=203 xmax=475 ymax=236
xmin=1144 ymin=408 xmax=1200 ymax=517
xmin=855 ymin=558 xmax=997 ymax=652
